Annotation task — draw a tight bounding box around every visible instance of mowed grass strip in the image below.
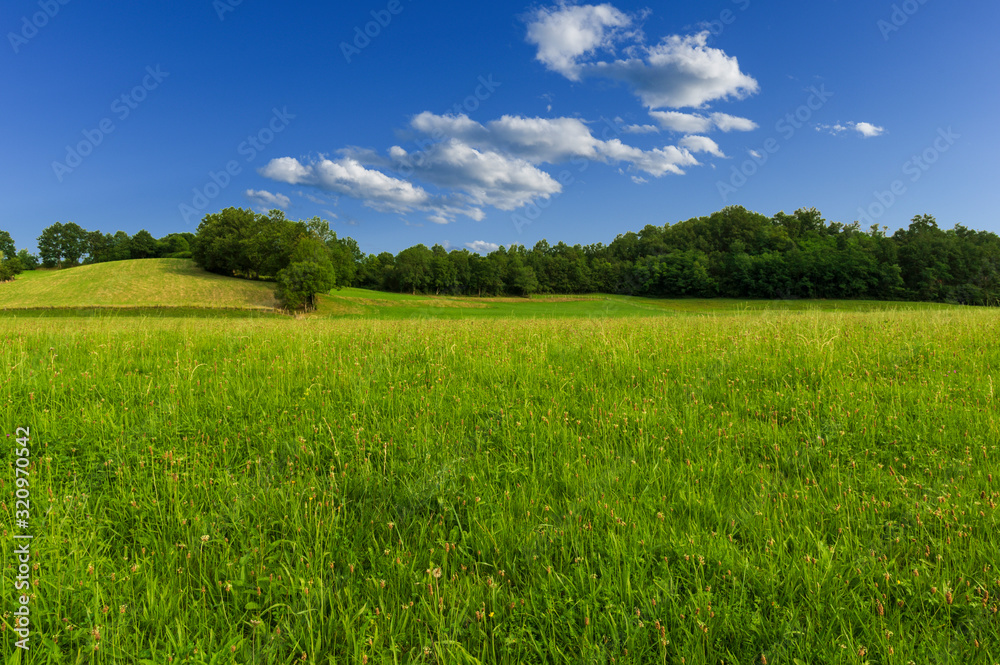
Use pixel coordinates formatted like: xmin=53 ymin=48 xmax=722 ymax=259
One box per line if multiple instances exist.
xmin=0 ymin=259 xmax=278 ymax=311
xmin=1 ymin=309 xmax=998 ymax=663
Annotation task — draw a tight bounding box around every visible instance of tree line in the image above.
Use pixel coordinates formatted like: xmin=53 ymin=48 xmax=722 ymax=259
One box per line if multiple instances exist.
xmin=353 ymin=207 xmax=999 ymax=305
xmin=1 ymin=222 xmax=195 ymax=274
xmin=8 ymin=205 xmax=1000 ymax=307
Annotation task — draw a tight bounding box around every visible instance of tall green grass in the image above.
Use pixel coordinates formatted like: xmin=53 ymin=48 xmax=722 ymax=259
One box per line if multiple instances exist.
xmin=1 ymin=310 xmax=998 ymax=663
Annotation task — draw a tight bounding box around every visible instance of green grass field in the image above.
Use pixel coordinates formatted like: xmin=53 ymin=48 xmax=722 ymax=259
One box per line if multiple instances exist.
xmin=1 ymin=261 xmax=998 ymax=664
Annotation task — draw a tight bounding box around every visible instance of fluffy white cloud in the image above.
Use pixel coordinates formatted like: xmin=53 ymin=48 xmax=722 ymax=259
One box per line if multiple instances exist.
xmin=649 ymin=110 xmax=757 ymax=133
xmin=589 ymin=32 xmax=758 ymax=109
xmin=260 ymin=157 xmax=432 ymax=213
xmin=259 ymin=156 xmax=483 ymax=224
xmin=678 ymin=135 xmax=725 ymax=158
xmin=465 ymin=240 xmax=500 ymax=254
xmin=409 ymin=112 xmax=704 ymax=177
xmin=526 ymin=6 xmax=758 ymax=110
xmin=245 ymin=189 xmax=290 ymax=209
xmin=524 ymin=3 xmax=632 ymax=80
xmin=710 ymin=113 xmax=758 ymax=132
xmin=817 ymin=121 xmax=885 ymax=138
xmin=854 ymin=122 xmax=885 ymax=138
xmin=650 ymin=111 xmax=713 ymax=134
xmin=390 ymin=139 xmax=562 ymax=212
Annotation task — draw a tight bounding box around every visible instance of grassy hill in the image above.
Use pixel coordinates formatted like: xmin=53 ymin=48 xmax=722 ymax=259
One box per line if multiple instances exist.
xmin=0 ymin=259 xmax=278 ymax=311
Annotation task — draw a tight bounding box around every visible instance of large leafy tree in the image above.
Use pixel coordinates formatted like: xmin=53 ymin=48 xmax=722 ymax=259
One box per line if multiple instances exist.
xmin=130 ymin=230 xmax=159 ymax=259
xmin=194 ymin=208 xmax=303 ymax=279
xmin=37 ymin=222 xmax=87 ymax=268
xmin=392 ymin=244 xmax=433 ymax=295
xmin=192 ymin=207 xmax=257 ymax=276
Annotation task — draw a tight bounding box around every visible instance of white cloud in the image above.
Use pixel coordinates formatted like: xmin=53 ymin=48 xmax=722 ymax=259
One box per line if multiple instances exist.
xmin=259 ymin=156 xmax=482 ymax=224
xmin=245 ymin=189 xmax=291 ymax=209
xmin=260 ymin=157 xmax=432 ymax=213
xmin=650 ymin=110 xmax=757 ymax=133
xmin=678 ymin=135 xmax=725 ymax=158
xmin=524 ymin=3 xmax=632 ymax=80
xmin=650 ymin=111 xmax=713 ymax=133
xmin=390 ymin=139 xmax=563 ymax=212
xmin=526 ymin=6 xmax=758 ymax=110
xmin=589 ymin=32 xmax=758 ymax=109
xmin=598 ymin=139 xmax=699 ymax=176
xmin=631 ymin=175 xmax=648 ymax=184
xmin=466 ymin=240 xmax=500 ymax=254
xmin=297 ymin=191 xmax=331 ymax=205
xmin=409 ymin=112 xmax=704 ymax=177
xmin=817 ymin=121 xmax=885 ymax=138
xmin=748 ymin=149 xmax=762 ymax=159
xmin=710 ymin=113 xmax=758 ymax=132
xmin=622 ymin=123 xmax=660 ymax=134
xmin=854 ymin=122 xmax=885 ymax=138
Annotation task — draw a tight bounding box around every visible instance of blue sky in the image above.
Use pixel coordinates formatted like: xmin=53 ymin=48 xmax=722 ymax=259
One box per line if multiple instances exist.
xmin=3 ymin=0 xmax=998 ymax=256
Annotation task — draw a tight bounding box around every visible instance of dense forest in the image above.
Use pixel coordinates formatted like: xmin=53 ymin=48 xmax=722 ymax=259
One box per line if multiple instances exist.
xmin=8 ymin=205 xmax=1000 ymax=307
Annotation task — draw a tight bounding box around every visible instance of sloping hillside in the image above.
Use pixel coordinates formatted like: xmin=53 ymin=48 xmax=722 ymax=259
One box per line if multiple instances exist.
xmin=0 ymin=259 xmax=278 ymax=311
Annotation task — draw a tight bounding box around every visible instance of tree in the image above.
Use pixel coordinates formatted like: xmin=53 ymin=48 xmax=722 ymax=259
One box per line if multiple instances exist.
xmin=430 ymin=244 xmax=457 ymax=294
xmin=327 ymin=234 xmax=360 ymax=288
xmin=15 ymin=250 xmax=38 ymax=270
xmin=392 ymin=245 xmax=433 ymax=294
xmin=505 ymin=251 xmax=539 ymax=296
xmin=158 ymin=233 xmax=193 ymax=258
xmin=130 ymin=230 xmax=159 ymax=259
xmin=0 ymin=230 xmax=15 ymax=261
xmin=37 ymin=222 xmax=87 ymax=268
xmin=275 ymin=236 xmax=337 ymax=311
xmin=194 ymin=207 xmax=304 ymax=279
xmin=85 ymin=231 xmax=114 ymax=264
xmin=0 ymin=256 xmax=23 ymax=282
xmin=192 ymin=207 xmax=257 ymax=276
xmin=110 ymin=231 xmax=133 ymax=261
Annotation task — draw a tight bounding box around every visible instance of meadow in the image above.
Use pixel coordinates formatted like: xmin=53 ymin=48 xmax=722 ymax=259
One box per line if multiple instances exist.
xmin=1 ymin=303 xmax=998 ymax=664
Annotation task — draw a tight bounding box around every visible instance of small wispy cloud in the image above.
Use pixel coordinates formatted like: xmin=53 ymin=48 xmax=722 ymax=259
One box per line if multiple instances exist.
xmin=245 ymin=189 xmax=291 ymax=209
xmin=297 ymin=191 xmax=332 ymax=205
xmin=817 ymin=121 xmax=885 ymax=138
xmin=466 ymin=240 xmax=500 ymax=254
